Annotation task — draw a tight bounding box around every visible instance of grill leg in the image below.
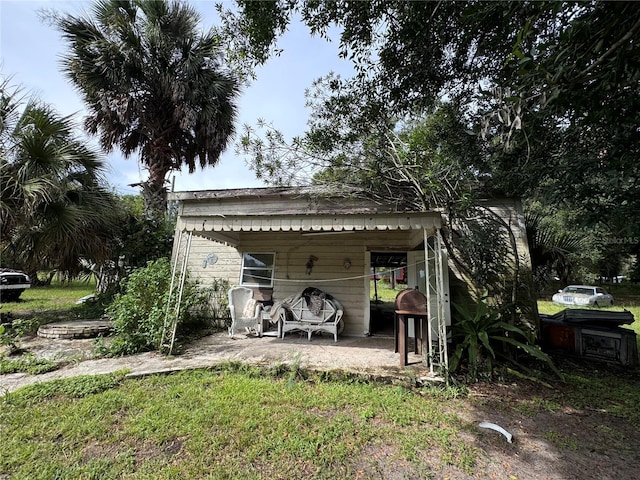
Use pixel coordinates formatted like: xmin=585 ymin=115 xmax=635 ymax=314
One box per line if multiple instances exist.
xmin=398 ymin=315 xmax=408 ymax=367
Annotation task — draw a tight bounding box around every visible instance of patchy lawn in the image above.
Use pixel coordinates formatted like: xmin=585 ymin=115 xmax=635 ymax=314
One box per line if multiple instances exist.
xmin=1 ymin=361 xmax=639 ymax=479
xmin=1 ymin=278 xmax=96 ymax=313
xmin=1 ymin=281 xmax=639 ymax=478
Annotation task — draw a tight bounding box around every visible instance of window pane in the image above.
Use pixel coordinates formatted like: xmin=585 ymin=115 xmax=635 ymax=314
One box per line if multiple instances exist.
xmin=241 ymin=269 xmax=272 ymax=285
xmin=241 ymin=253 xmax=275 ymax=286
xmin=243 ymin=253 xmax=273 ymax=269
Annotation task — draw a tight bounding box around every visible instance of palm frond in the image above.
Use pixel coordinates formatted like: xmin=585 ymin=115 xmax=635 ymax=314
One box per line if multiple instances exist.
xmin=1 ymin=77 xmax=119 ymax=276
xmin=52 ymin=0 xmax=240 ymax=216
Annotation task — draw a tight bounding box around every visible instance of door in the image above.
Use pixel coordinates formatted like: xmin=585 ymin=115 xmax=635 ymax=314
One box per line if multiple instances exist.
xmin=407 ymin=250 xmax=426 ymax=294
xmin=407 ymin=248 xmax=451 ymax=338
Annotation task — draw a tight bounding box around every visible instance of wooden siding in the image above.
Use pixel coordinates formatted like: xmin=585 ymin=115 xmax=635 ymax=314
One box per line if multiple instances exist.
xmin=173 ymin=234 xmax=241 ymax=285
xmin=171 ymin=187 xmax=421 ymax=215
xmin=176 ymin=229 xmax=424 ymax=337
xmin=240 ymin=232 xmax=374 ymax=337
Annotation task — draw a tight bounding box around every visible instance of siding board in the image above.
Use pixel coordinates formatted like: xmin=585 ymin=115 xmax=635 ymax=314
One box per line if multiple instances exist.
xmin=171 ymin=189 xmax=533 ymax=340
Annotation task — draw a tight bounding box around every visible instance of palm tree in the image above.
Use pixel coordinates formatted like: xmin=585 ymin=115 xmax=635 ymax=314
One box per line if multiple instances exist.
xmin=53 ymin=0 xmax=240 ymax=216
xmin=1 ymin=78 xmax=120 ymax=282
xmin=525 ymin=212 xmax=584 ymax=287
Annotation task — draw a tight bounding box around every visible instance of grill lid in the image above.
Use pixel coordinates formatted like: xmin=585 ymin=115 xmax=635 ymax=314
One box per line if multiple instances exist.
xmin=394 ymin=289 xmax=428 ymax=314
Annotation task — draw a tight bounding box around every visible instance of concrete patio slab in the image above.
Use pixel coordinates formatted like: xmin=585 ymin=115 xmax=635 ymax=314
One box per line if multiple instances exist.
xmin=1 ymin=331 xmax=440 ymax=395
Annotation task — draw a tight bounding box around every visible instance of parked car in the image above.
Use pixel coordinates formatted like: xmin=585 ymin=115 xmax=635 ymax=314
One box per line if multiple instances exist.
xmin=551 ymin=285 xmax=614 ymax=307
xmin=0 ymin=268 xmax=31 ymax=302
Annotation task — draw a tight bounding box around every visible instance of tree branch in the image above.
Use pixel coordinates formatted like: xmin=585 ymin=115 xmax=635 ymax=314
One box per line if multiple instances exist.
xmin=577 ymin=16 xmax=640 ymax=79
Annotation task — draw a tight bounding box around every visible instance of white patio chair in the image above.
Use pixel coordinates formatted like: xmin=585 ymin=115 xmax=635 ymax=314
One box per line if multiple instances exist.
xmin=228 ymin=286 xmax=263 ymax=337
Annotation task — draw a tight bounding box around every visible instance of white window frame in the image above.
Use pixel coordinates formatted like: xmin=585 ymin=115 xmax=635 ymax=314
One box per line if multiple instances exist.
xmin=239 ymin=252 xmax=276 ymax=287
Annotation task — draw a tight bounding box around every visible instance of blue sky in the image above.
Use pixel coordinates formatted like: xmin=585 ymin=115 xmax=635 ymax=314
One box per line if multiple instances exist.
xmin=0 ymin=0 xmax=352 ymax=194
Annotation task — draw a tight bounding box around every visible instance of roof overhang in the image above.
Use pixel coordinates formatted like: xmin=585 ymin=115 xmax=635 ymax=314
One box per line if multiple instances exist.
xmin=178 ymin=212 xmax=441 ymax=234
xmin=177 ymin=212 xmax=441 ymax=247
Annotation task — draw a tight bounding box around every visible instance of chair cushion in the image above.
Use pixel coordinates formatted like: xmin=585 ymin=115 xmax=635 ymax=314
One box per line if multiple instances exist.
xmin=242 ymin=298 xmax=257 ymax=318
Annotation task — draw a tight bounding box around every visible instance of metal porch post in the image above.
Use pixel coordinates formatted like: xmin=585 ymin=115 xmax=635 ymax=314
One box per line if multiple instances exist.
xmin=435 ymin=229 xmax=449 ymax=374
xmin=423 ymin=228 xmax=434 ymax=375
xmin=423 ymin=227 xmax=448 ymax=377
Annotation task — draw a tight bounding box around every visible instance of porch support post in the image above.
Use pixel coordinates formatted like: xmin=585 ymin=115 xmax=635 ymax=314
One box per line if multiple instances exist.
xmin=423 ymin=227 xmax=434 ymax=375
xmin=423 ymin=227 xmax=448 ymax=376
xmin=435 ymin=229 xmax=449 ymax=374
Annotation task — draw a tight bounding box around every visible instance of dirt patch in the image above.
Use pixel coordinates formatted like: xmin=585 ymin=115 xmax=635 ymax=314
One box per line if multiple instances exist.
xmin=81 ymin=442 xmax=121 ymax=463
xmin=352 ymin=442 xmax=487 ymax=479
xmin=133 ymin=438 xmax=185 ymax=464
xmin=456 ymin=379 xmax=640 ymax=480
xmin=350 ymin=374 xmax=640 ymax=479
xmin=82 ymin=438 xmax=185 ymax=465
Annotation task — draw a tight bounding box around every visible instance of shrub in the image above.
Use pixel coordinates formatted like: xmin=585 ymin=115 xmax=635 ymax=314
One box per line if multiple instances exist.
xmin=105 ymin=258 xmax=203 ymax=355
xmin=191 ymin=278 xmax=231 ymax=329
xmin=450 ymin=300 xmax=559 ymax=381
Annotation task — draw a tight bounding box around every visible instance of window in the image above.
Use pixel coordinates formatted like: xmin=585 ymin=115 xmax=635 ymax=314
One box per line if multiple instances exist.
xmin=240 ymin=252 xmax=275 ymax=287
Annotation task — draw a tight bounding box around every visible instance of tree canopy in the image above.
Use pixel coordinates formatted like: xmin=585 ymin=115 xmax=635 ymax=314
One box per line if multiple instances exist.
xmin=224 ymin=0 xmax=640 ymax=283
xmin=52 ymin=0 xmax=240 ymax=216
xmin=0 ymin=79 xmax=120 ymax=281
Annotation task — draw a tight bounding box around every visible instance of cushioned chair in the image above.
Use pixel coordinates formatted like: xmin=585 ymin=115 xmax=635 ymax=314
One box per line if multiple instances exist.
xmin=228 ymin=286 xmax=263 ymax=337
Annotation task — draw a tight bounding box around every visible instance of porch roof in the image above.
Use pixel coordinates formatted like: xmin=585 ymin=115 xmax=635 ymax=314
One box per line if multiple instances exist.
xmin=177 ymin=212 xmax=441 ymax=234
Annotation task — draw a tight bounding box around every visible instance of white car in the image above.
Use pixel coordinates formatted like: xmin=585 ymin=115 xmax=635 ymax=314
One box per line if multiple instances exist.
xmin=552 ymin=285 xmax=614 ymax=307
xmin=0 ymin=268 xmax=31 ymax=302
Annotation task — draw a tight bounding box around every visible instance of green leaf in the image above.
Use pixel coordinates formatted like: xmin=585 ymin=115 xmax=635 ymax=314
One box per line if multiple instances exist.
xmin=478 ymin=330 xmax=495 ymax=359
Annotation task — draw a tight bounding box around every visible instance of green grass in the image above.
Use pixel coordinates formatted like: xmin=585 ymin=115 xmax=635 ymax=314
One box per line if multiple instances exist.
xmin=371 ymin=279 xmax=407 ymax=302
xmin=0 ymin=278 xmax=96 ymax=314
xmin=1 ymin=279 xmax=104 ymax=373
xmin=0 ymin=354 xmax=58 ymax=375
xmin=0 ymin=367 xmax=475 ymax=479
xmin=1 ymin=280 xmax=639 ymax=478
xmin=0 ymin=278 xmax=103 ymax=332
xmin=543 ymin=431 xmax=579 ymax=450
xmin=2 ymin=362 xmax=638 ymax=479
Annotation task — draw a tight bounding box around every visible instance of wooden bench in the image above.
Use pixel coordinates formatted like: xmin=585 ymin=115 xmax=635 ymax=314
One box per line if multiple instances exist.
xmin=278 ymin=296 xmax=344 ymax=342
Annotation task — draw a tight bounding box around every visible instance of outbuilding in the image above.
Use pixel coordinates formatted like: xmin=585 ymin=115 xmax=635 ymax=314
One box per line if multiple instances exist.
xmin=167 ymin=186 xmax=531 ymax=369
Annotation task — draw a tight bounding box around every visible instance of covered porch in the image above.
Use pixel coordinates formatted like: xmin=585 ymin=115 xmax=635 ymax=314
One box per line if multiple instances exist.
xmin=167 ymin=187 xmax=451 ymax=373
